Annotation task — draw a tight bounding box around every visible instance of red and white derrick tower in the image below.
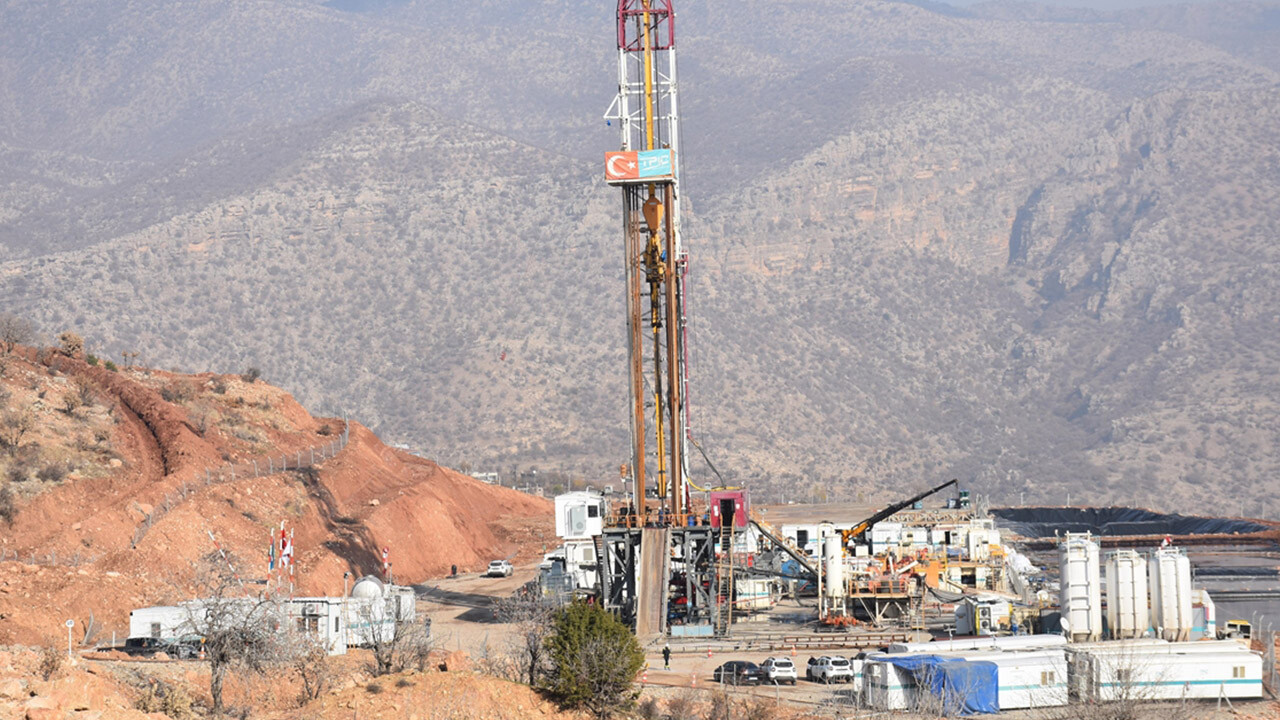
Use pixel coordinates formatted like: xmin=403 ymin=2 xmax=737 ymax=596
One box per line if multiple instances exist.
xmin=604 ymin=0 xmax=691 ymax=524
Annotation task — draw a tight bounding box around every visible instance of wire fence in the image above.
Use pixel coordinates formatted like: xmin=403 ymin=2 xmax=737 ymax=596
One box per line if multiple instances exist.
xmin=130 ymin=421 xmax=350 ymax=548
xmin=1251 ymin=614 xmax=1279 ymax=698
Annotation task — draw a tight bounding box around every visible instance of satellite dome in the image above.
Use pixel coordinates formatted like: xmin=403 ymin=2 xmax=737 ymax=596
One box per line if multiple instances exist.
xmin=351 ymin=575 xmax=385 ymax=598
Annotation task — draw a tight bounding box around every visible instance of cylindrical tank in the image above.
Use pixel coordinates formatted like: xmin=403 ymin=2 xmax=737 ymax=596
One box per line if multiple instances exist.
xmin=823 ymin=536 xmax=844 ymax=598
xmin=1105 ymin=549 xmax=1149 ymax=639
xmin=1149 ymin=547 xmax=1193 ymax=641
xmin=1059 ymin=533 xmax=1102 ymax=642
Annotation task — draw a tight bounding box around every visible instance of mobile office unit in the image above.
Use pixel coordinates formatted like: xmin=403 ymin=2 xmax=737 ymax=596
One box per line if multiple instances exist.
xmin=128 ymin=606 xmax=191 ymax=640
xmin=862 ymin=656 xmax=919 ymax=710
xmin=889 ymin=634 xmax=1066 ymax=654
xmin=287 ymin=597 xmax=347 ymax=655
xmin=1068 ymin=645 xmax=1263 ymax=701
xmin=931 ymin=649 xmax=1069 ymax=709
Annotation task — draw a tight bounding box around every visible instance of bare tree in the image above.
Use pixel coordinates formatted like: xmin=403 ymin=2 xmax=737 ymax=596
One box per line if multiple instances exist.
xmin=183 ymin=552 xmax=287 ymax=714
xmin=355 ymin=599 xmax=435 ymax=676
xmin=0 ymin=409 xmax=35 ymax=456
xmin=286 ymin=631 xmax=332 ymax=705
xmin=493 ymin=592 xmax=557 ymax=686
xmin=0 ymin=313 xmax=33 ymax=355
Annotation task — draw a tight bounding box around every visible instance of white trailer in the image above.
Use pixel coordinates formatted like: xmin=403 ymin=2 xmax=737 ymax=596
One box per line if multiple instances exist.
xmin=128 ymin=606 xmax=192 ymax=640
xmin=889 ymin=633 xmax=1066 ymax=654
xmin=862 ymin=656 xmax=917 ymax=710
xmin=1069 ymin=645 xmax=1263 ymax=701
xmin=930 ymin=648 xmax=1069 ymax=709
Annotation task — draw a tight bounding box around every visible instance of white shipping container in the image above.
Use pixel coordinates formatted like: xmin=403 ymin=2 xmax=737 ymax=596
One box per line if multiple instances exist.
xmin=1071 ymin=647 xmax=1262 ymax=701
xmin=127 ymin=606 xmax=191 ymax=640
xmin=862 ymin=657 xmax=917 ymax=710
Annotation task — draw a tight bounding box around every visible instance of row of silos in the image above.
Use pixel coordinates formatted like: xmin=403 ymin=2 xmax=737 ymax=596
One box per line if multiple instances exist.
xmin=1058 ymin=534 xmax=1193 ymax=641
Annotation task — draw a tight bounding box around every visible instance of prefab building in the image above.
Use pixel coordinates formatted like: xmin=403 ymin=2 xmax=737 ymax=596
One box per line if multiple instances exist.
xmin=930 ymin=648 xmax=1069 ymax=710
xmin=1069 ymin=646 xmax=1263 ymax=701
xmin=128 ymin=606 xmax=192 ymax=640
xmin=554 ymin=492 xmax=606 ymax=540
xmin=863 ymin=656 xmax=918 ymax=710
xmin=889 ymin=633 xmax=1066 ymax=654
xmin=287 ymin=597 xmax=347 ymax=655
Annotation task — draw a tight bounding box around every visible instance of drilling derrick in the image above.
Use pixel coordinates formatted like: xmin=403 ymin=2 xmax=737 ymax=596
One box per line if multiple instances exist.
xmin=598 ymin=0 xmax=723 ymax=638
xmin=605 ymin=0 xmax=688 ymax=526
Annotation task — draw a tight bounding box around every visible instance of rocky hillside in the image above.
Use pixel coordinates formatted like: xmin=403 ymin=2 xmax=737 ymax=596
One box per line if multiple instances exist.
xmin=1 ymin=0 xmax=1279 ymax=516
xmin=0 ymin=344 xmax=550 ymax=646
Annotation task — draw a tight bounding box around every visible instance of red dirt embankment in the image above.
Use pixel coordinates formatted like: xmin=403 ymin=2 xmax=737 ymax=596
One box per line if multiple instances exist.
xmin=0 ymin=347 xmax=551 ymax=645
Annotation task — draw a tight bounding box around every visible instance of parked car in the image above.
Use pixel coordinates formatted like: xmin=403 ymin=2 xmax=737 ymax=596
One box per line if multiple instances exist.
xmin=713 ymin=660 xmax=765 ymax=686
xmin=761 ymin=657 xmax=798 ymax=685
xmin=122 ymin=637 xmax=164 ymax=656
xmin=486 ymin=560 xmax=514 ymax=578
xmin=807 ymin=655 xmax=855 ymax=684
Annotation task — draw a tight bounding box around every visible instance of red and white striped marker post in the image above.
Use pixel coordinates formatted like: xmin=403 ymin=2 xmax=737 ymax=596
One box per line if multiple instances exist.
xmin=691 ymin=672 xmax=697 ymax=688
xmin=707 ymin=648 xmax=713 ymax=659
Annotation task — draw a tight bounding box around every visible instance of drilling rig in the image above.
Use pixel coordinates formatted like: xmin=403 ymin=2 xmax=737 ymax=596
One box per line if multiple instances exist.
xmin=604 ymin=0 xmax=689 ymax=525
xmin=598 ymin=0 xmax=729 ymax=638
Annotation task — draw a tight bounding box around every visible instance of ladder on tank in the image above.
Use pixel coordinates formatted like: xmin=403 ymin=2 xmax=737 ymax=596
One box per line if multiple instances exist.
xmin=714 ymin=522 xmax=734 ymax=636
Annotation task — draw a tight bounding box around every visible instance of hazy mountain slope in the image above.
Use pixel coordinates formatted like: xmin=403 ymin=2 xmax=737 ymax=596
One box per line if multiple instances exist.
xmin=2 ymin=0 xmax=1280 ymax=515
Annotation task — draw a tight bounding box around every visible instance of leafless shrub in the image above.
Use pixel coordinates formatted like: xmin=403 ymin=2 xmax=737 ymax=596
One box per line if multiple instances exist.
xmin=288 ymin=632 xmax=332 ymax=705
xmin=38 ymin=644 xmax=63 ymax=680
xmin=58 ymin=331 xmax=83 ymax=358
xmin=37 ymin=461 xmax=70 ymax=483
xmin=0 ymin=313 xmax=33 ymax=355
xmin=493 ymin=592 xmax=557 ymax=686
xmin=135 ymin=680 xmax=195 ymax=719
xmin=665 ymin=691 xmax=699 ymax=720
xmin=0 ymin=408 xmax=35 ymax=456
xmin=0 ymin=483 xmax=15 ymax=525
xmin=358 ymin=601 xmax=436 ymax=676
xmin=241 ymin=367 xmax=261 ymax=384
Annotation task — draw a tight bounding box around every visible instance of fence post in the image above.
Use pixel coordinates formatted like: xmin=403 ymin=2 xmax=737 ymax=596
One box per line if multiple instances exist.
xmin=269 ymin=457 xmax=273 ymax=474
xmin=310 ymin=447 xmax=315 ymax=466
xmin=282 ymin=455 xmax=287 ymax=472
xmin=253 ymin=460 xmax=258 ymax=477
xmin=297 ymin=451 xmax=301 ymax=467
xmin=231 ymin=469 xmax=235 ymax=483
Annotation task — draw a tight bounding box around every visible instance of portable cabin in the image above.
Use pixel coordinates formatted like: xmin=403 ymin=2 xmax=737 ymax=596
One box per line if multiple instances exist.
xmin=127 ymin=606 xmax=191 ymax=640
xmin=864 ymin=655 xmax=998 ymax=714
xmin=708 ymin=489 xmax=749 ymax=530
xmin=889 ymin=633 xmax=1066 ymax=654
xmin=931 ymin=648 xmax=1069 ymax=709
xmin=863 ymin=656 xmax=918 ymax=710
xmin=554 ymin=491 xmax=606 ymax=540
xmin=287 ymin=597 xmax=347 ymax=655
xmin=1070 ymin=647 xmax=1262 ymax=701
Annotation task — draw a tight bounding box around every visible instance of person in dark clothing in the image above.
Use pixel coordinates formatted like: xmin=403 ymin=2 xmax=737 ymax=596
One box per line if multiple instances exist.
xmin=662 ymin=644 xmax=671 ymax=670
xmin=451 ymin=564 xmax=457 ymax=577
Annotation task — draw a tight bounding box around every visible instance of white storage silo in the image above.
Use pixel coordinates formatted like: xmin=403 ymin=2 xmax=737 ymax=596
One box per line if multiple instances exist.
xmin=1059 ymin=532 xmax=1102 ymax=642
xmin=823 ymin=535 xmax=845 ymax=598
xmin=1105 ymin=549 xmax=1148 ymax=639
xmin=1149 ymin=547 xmax=1193 ymax=641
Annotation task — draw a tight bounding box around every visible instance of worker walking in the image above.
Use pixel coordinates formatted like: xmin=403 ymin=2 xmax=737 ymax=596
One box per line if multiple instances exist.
xmin=662 ymin=643 xmax=671 ymax=670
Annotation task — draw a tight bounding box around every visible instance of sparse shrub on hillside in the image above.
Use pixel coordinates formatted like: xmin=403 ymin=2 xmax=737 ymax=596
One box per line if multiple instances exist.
xmin=57 ymin=331 xmax=83 ymax=358
xmin=160 ymin=380 xmax=195 ymax=404
xmin=0 ymin=409 xmax=35 ymax=456
xmin=134 ymin=680 xmax=194 ymax=719
xmin=60 ymin=391 xmax=83 ymax=416
xmin=318 ymin=423 xmax=333 ymax=436
xmin=665 ymin=692 xmax=697 ymax=720
xmin=0 ymin=313 xmax=33 ymax=355
xmin=241 ymin=366 xmax=261 ymax=384
xmin=365 ymin=682 xmax=384 ymax=694
xmin=37 ymin=461 xmax=70 ymax=483
xmin=85 ymin=353 xmax=98 ymax=366
xmin=0 ymin=483 xmax=15 ymax=525
xmin=38 ymin=644 xmax=63 ymax=680
xmin=75 ymin=377 xmax=96 ymax=407
xmin=211 ymin=379 xmax=228 ymax=394
xmin=103 ymin=360 xmax=117 ymax=372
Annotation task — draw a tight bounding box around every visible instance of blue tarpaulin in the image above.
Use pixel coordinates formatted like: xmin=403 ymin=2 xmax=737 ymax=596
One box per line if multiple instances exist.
xmin=884 ymin=655 xmax=999 ymax=715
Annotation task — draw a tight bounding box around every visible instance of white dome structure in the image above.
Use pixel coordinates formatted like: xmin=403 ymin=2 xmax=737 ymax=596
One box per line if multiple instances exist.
xmin=351 ymin=575 xmax=385 ymax=598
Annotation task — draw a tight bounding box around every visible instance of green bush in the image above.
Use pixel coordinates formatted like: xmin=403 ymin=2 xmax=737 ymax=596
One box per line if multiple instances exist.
xmin=545 ymin=600 xmax=644 ymax=719
xmin=85 ymin=354 xmax=99 ymax=366
xmin=103 ymin=360 xmax=117 ymax=372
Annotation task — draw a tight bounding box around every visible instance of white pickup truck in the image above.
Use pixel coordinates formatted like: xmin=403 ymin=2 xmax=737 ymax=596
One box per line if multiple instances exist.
xmin=806 ymin=655 xmax=855 ymax=684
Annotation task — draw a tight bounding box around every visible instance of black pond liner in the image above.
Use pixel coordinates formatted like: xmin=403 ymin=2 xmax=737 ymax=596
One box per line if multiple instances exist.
xmin=990 ymin=506 xmax=1268 ymax=539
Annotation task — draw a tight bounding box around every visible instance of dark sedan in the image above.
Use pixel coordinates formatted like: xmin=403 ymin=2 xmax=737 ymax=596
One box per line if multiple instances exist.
xmin=713 ymin=660 xmax=766 ymax=686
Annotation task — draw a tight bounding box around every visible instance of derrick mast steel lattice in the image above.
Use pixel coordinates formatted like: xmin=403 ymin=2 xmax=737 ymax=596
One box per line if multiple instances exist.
xmin=604 ymin=0 xmax=690 ymax=524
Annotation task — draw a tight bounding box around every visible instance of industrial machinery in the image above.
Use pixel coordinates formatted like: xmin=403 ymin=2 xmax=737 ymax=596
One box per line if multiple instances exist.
xmin=839 ymin=479 xmax=959 ymax=550
xmin=597 ymin=0 xmax=727 ymax=638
